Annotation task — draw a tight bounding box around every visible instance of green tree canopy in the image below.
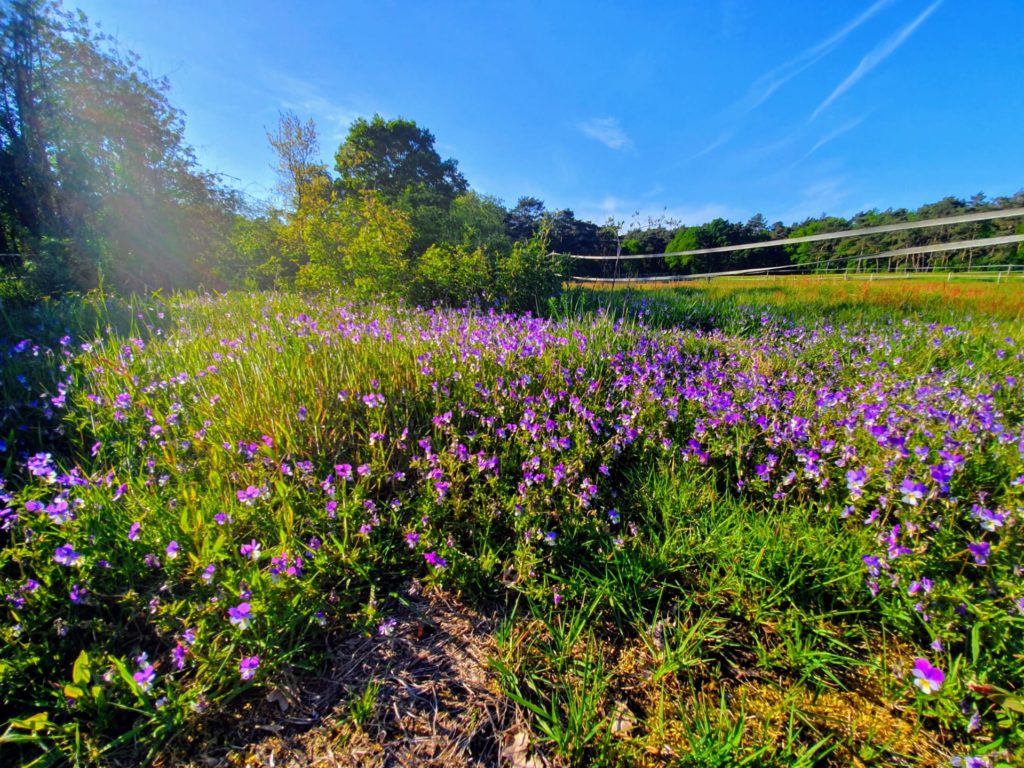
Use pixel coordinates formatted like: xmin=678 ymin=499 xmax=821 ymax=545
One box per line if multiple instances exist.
xmin=504 ymin=196 xmax=546 ymax=242
xmin=333 ymin=115 xmax=467 ymax=255
xmin=334 ymin=115 xmax=467 ymax=206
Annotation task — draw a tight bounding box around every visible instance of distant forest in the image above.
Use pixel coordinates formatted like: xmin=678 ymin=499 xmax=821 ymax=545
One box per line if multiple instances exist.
xmin=2 ymin=1 xmax=1022 ymax=302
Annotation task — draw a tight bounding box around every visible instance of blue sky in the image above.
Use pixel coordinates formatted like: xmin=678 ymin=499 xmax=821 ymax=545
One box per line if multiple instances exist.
xmin=74 ymin=0 xmax=1024 ymax=227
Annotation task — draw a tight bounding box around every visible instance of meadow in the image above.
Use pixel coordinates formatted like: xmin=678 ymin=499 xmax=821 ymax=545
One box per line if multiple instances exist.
xmin=0 ymin=278 xmax=1022 ymax=767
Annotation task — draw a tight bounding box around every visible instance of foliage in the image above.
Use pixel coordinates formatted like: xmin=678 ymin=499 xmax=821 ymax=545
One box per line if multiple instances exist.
xmin=439 ymin=191 xmax=510 ymax=255
xmin=297 ymin=190 xmax=414 ymax=297
xmin=334 ymin=115 xmax=467 ymax=207
xmin=334 ymin=115 xmax=467 ymax=256
xmin=496 ymin=229 xmax=567 ymax=313
xmin=505 ymin=196 xmax=546 ymax=243
xmin=0 ymin=0 xmax=238 ymax=295
xmin=412 ymin=243 xmax=493 ymax=306
xmin=266 ymin=110 xmax=329 ymax=214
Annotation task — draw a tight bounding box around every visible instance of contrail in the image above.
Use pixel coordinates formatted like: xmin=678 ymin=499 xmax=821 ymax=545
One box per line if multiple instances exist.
xmin=741 ymin=0 xmax=895 ymax=112
xmin=799 ymin=117 xmax=865 ymax=162
xmin=811 ymin=0 xmax=942 ymax=120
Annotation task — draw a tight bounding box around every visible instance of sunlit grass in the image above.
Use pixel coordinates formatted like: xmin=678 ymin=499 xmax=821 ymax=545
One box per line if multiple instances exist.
xmin=0 ymin=287 xmax=1021 ymax=766
xmin=572 ymin=274 xmax=1024 ymax=324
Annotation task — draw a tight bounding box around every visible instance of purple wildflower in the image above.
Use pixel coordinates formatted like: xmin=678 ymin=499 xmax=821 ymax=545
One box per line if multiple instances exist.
xmin=128 ymin=522 xmax=141 ymax=541
xmin=236 ymin=485 xmax=262 ymax=505
xmin=967 ymin=541 xmax=990 ymax=565
xmin=911 ymin=658 xmax=944 ymax=694
xmin=951 ymin=758 xmax=990 ymax=768
xmin=54 ymin=543 xmax=82 ymax=567
xmin=133 ymin=655 xmax=156 ymax=693
xmin=239 ymin=655 xmax=259 ymax=681
xmin=239 ymin=539 xmax=261 ymax=560
xmin=27 ymin=453 xmax=56 ymax=482
xmin=846 ymin=467 xmax=867 ymax=498
xmin=423 ymin=551 xmax=447 ymax=569
xmin=899 ymin=478 xmax=927 ymax=506
xmin=228 ymin=601 xmax=253 ymax=630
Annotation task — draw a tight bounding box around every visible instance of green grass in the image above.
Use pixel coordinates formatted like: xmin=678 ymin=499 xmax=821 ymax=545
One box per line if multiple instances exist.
xmin=0 ymin=284 xmax=1021 ymax=766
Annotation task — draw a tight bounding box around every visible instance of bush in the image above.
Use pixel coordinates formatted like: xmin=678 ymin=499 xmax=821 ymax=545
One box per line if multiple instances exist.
xmin=495 ymin=234 xmax=566 ymax=314
xmin=412 ymin=243 xmax=493 ymax=306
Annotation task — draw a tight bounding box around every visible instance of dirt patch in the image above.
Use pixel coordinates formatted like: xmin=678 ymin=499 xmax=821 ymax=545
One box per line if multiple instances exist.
xmin=168 ymin=589 xmax=515 ymax=767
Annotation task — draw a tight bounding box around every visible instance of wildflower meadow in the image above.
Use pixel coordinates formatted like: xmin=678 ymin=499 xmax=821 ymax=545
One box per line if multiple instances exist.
xmin=0 ymin=283 xmax=1022 ymax=766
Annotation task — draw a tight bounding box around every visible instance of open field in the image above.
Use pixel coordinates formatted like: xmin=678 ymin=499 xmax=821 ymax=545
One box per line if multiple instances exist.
xmin=570 ymin=275 xmax=1024 ymax=325
xmin=1 ymin=284 xmax=1022 ymax=767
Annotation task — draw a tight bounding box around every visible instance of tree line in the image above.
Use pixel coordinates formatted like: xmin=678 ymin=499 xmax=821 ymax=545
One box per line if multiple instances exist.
xmin=2 ymin=1 xmax=1021 ymax=305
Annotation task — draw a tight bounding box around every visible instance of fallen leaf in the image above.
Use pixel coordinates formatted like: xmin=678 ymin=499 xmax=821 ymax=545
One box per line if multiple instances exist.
xmin=611 ymin=700 xmax=637 ymax=737
xmin=266 ymin=688 xmax=291 ymax=713
xmin=501 ymin=725 xmax=548 ymax=768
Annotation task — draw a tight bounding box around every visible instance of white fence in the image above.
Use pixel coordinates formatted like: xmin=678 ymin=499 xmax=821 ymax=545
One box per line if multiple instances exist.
xmin=565 ymin=206 xmax=1024 ymax=284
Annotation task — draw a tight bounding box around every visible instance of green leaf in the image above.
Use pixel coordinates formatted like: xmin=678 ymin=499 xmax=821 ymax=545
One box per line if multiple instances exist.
xmin=63 ymin=684 xmax=85 ymax=699
xmin=72 ymin=650 xmax=91 ymax=685
xmin=10 ymin=712 xmax=50 ymax=732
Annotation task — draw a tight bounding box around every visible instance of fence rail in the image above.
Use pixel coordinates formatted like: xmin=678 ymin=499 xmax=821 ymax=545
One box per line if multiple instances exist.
xmin=566 ymin=206 xmax=1024 ymax=262
xmin=564 ymin=207 xmax=1024 ymax=284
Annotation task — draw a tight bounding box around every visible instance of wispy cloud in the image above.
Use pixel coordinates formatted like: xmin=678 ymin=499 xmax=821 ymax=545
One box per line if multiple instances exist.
xmin=798 ymin=117 xmax=865 ymax=162
xmin=811 ymin=0 xmax=942 ymax=120
xmin=739 ymin=0 xmax=895 ymax=113
xmin=688 ymin=132 xmax=733 ymax=161
xmin=779 ymin=176 xmax=852 ymax=223
xmin=578 ymin=117 xmax=633 ymax=150
xmin=261 ymin=69 xmax=365 ymax=141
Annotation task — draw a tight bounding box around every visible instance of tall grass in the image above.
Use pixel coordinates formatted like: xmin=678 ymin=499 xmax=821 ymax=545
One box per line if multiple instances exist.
xmin=0 ymin=284 xmax=1021 ymax=766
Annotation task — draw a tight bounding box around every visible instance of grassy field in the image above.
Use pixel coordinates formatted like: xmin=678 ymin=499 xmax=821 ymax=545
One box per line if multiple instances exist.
xmin=0 ymin=279 xmax=1021 ymax=767
xmin=573 ymin=275 xmax=1024 ymax=324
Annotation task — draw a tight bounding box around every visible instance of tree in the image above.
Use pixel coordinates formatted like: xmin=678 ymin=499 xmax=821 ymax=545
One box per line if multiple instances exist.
xmin=785 ymin=216 xmax=848 ymax=266
xmin=545 ymin=209 xmax=600 ymax=255
xmin=267 ymin=110 xmax=330 ymax=213
xmin=0 ymin=0 xmax=238 ymax=294
xmin=298 ymin=190 xmax=413 ymax=297
xmin=504 ymin=196 xmax=546 ymax=242
xmin=334 ymin=115 xmax=467 ymax=204
xmin=440 ymin=191 xmax=510 ymax=255
xmin=333 ymin=115 xmax=466 ymax=254
xmin=664 ymin=227 xmax=701 ymax=272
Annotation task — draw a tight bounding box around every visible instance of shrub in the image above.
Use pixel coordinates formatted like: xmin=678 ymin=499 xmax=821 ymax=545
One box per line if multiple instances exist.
xmin=412 ymin=243 xmax=493 ymax=306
